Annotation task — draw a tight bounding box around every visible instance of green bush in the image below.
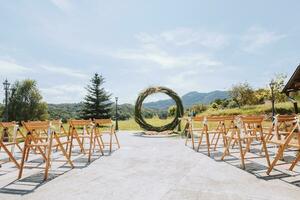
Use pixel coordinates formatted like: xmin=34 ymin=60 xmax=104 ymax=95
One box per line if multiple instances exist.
xmin=227 ymin=100 xmax=239 ymax=108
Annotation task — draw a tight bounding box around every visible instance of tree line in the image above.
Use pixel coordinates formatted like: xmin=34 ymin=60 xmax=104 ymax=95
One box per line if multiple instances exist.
xmin=1 ymin=73 xmax=295 ymax=122
xmin=0 ymin=73 xmax=112 ymax=122
xmin=182 ymin=74 xmax=293 ymax=116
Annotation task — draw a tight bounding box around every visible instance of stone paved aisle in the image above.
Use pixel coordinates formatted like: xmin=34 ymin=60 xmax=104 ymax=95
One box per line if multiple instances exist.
xmin=0 ymin=132 xmax=299 ymax=200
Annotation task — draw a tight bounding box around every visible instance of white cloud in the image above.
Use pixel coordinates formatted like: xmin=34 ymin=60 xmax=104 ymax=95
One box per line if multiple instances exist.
xmin=165 ymin=70 xmax=199 ymax=92
xmin=136 ymin=28 xmax=228 ymax=49
xmin=111 ymin=28 xmax=224 ymax=70
xmin=241 ymin=26 xmax=286 ymax=53
xmin=41 ymin=84 xmax=86 ymax=103
xmin=115 ymin=50 xmax=221 ymax=69
xmin=0 ymin=59 xmax=31 ymax=75
xmin=41 ymin=65 xmax=89 ymax=79
xmin=50 ymin=0 xmax=72 ymax=12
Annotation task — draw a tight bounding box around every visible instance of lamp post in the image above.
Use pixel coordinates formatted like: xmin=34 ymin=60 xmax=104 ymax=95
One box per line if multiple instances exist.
xmin=269 ymin=80 xmax=275 ymax=121
xmin=115 ymin=97 xmax=119 ymax=131
xmin=3 ymin=79 xmax=10 ymax=122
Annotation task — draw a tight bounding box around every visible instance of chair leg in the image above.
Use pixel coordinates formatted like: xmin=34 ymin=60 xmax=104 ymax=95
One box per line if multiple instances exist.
xmin=197 ymin=132 xmax=203 ymax=152
xmin=44 ymin=147 xmax=52 ymax=181
xmin=211 ymin=133 xmax=216 ymax=145
xmin=18 ymin=139 xmax=30 ymax=179
xmin=73 ymin=131 xmax=85 ymax=154
xmin=190 ymin=131 xmax=195 ymax=150
xmin=92 ymin=138 xmax=96 ymax=152
xmin=95 ymin=136 xmax=104 ymax=155
xmin=261 ymin=135 xmax=271 ymax=167
xmin=260 ymin=134 xmax=273 ymax=154
xmin=81 ymin=137 xmax=85 ymax=153
xmin=289 ymin=151 xmax=300 ymax=171
xmin=114 ymin=133 xmax=120 ymax=149
xmin=0 ymin=141 xmax=20 ymax=169
xmin=44 ymin=133 xmax=55 ymax=181
xmin=35 ymin=146 xmax=48 ymax=162
xmin=213 ymin=133 xmax=221 ymax=151
xmin=109 ymin=133 xmax=113 ymax=153
xmin=99 ymin=135 xmax=105 ymax=149
xmin=16 ymin=143 xmax=23 ymax=152
xmin=68 ymin=135 xmax=74 ymax=160
xmin=65 ymin=135 xmax=70 ymax=152
xmin=267 ymin=145 xmax=285 ymax=175
xmin=221 ymin=137 xmax=232 ymax=160
xmin=25 ymin=141 xmax=31 ymax=161
xmin=205 ymin=132 xmax=210 ymax=156
xmin=237 ymin=139 xmax=245 ymax=169
xmin=243 ymin=138 xmax=251 ymax=156
xmin=88 ymin=135 xmax=93 ymax=162
xmin=222 ymin=133 xmax=229 ymax=155
xmin=185 ymin=130 xmax=190 ymax=146
xmin=55 ymin=135 xmax=74 ymax=168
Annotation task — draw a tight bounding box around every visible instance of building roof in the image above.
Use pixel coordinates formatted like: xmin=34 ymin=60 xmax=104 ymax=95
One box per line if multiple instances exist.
xmin=282 ymin=64 xmax=300 ymax=94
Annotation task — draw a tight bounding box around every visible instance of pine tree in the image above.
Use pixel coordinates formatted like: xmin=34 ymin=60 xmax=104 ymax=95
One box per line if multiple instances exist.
xmin=81 ymin=73 xmax=112 ymax=119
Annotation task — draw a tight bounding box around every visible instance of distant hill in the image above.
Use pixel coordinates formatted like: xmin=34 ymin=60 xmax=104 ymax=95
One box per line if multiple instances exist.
xmin=48 ymin=103 xmax=83 ymax=121
xmin=47 ymin=90 xmax=229 ymax=120
xmin=143 ymin=90 xmax=229 ymax=110
xmin=47 ymin=102 xmax=159 ymax=121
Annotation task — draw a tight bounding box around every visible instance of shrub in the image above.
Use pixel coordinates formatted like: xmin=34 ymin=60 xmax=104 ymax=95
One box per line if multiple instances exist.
xmin=227 ymin=100 xmax=239 ymax=108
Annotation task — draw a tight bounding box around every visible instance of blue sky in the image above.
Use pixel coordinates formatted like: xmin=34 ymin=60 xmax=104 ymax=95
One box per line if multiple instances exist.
xmin=0 ymin=0 xmax=299 ymax=104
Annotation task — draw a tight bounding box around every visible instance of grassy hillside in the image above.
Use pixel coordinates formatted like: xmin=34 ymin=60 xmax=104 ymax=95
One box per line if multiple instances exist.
xmin=200 ymin=102 xmax=294 ymax=117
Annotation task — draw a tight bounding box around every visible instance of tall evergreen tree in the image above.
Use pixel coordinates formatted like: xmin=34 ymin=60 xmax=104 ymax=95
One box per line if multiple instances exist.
xmin=81 ymin=73 xmax=112 ymax=119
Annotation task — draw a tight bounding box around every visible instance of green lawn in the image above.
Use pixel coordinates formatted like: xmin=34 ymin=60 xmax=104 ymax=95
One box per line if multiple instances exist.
xmin=117 ymin=117 xmax=273 ymax=131
xmin=117 ymin=102 xmax=291 ymax=131
xmin=118 ymin=117 xmax=174 ymax=131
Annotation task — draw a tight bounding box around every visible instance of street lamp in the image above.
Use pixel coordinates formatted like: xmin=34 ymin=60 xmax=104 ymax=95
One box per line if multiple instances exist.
xmin=115 ymin=97 xmax=119 ymax=131
xmin=269 ymin=80 xmax=275 ymax=121
xmin=3 ymin=79 xmax=10 ymax=122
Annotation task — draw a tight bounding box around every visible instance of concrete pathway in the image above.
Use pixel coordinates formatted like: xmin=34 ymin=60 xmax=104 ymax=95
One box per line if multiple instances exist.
xmin=0 ymin=132 xmax=299 ymax=200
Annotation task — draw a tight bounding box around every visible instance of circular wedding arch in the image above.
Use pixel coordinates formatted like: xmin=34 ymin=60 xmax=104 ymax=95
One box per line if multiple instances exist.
xmin=134 ymin=86 xmax=184 ymax=132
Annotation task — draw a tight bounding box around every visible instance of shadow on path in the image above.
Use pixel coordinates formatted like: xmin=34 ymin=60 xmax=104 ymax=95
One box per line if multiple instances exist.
xmin=0 ymin=148 xmax=119 ymax=196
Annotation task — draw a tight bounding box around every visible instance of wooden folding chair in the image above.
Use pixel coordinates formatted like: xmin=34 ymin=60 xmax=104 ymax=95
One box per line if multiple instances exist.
xmin=185 ymin=116 xmax=205 ymax=150
xmin=266 ymin=115 xmax=300 ymax=174
xmin=195 ymin=116 xmax=233 ymax=156
xmin=221 ymin=116 xmax=271 ymax=169
xmin=207 ymin=116 xmax=235 ymax=151
xmin=267 ymin=115 xmax=296 ymax=141
xmin=0 ymin=122 xmax=22 ymax=168
xmin=0 ymin=122 xmax=26 ymax=152
xmin=93 ymin=119 xmax=120 ymax=153
xmin=18 ymin=121 xmax=74 ymax=180
xmin=51 ymin=120 xmax=70 ymax=152
xmin=263 ymin=115 xmax=297 ymax=156
xmin=68 ymin=119 xmax=103 ymax=162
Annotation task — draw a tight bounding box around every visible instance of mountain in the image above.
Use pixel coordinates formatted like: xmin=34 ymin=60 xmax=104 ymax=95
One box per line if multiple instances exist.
xmin=182 ymin=90 xmax=229 ymax=106
xmin=47 ymin=90 xmax=229 ymax=120
xmin=143 ymin=90 xmax=229 ymax=110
